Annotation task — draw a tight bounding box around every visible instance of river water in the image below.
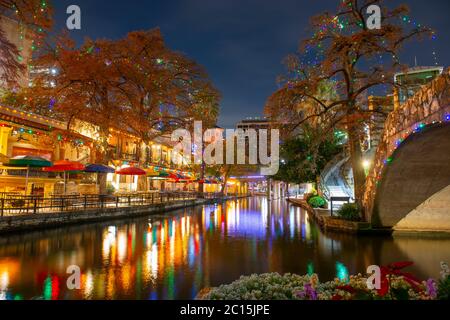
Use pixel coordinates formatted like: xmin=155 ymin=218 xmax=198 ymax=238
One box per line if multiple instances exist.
xmin=0 ymin=197 xmax=449 ymax=300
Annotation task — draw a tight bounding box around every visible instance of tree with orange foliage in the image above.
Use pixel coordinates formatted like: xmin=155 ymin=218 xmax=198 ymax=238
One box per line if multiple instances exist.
xmin=26 ymin=29 xmax=219 ymax=164
xmin=265 ymin=0 xmax=432 ymax=216
xmin=0 ymin=0 xmax=52 ymax=85
xmin=109 ymin=29 xmax=220 ymax=140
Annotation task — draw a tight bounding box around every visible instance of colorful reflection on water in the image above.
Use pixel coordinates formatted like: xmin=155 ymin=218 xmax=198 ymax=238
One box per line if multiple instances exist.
xmin=0 ymin=197 xmax=449 ymax=300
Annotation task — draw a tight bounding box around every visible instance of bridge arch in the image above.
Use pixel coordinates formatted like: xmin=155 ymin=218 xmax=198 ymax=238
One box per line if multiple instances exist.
xmin=371 ymin=123 xmax=450 ymax=230
xmin=363 ymin=70 xmax=450 ymax=231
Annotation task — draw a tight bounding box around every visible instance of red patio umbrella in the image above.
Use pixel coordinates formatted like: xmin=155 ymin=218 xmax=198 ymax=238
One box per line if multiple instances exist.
xmin=116 ymin=167 xmax=146 ymax=192
xmin=115 ymin=167 xmax=146 ymax=176
xmin=43 ymin=160 xmax=86 ymax=194
xmin=168 ymin=173 xmax=180 ymax=182
xmin=44 ymin=160 xmax=85 ymax=172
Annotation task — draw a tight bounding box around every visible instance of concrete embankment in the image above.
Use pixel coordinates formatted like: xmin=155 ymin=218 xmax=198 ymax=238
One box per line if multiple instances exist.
xmin=0 ymin=196 xmax=244 ymax=234
xmin=287 ymin=198 xmax=388 ymax=235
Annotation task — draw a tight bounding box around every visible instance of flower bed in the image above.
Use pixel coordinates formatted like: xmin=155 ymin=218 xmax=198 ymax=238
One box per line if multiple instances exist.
xmin=200 ymin=262 xmax=449 ymax=301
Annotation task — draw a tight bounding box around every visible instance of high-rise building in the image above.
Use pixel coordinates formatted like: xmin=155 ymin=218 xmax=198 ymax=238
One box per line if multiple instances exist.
xmin=236 ymin=117 xmax=271 ymax=132
xmin=394 ymin=66 xmax=444 ymax=107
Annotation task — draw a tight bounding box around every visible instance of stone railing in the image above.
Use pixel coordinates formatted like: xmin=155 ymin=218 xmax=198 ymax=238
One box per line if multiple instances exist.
xmin=363 ymin=69 xmax=450 ymax=221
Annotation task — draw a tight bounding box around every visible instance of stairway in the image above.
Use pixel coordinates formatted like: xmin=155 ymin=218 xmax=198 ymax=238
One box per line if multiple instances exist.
xmin=328 ymin=185 xmax=349 ymax=198
xmin=327 ymin=185 xmax=351 ymax=212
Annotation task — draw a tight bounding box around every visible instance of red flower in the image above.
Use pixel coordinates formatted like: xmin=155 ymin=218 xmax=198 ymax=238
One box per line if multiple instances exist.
xmin=377 ymin=261 xmax=424 ymax=297
xmin=388 ymin=261 xmax=414 ymax=270
xmin=332 ymin=294 xmax=343 ymax=300
xmin=336 ymin=285 xmax=356 ymax=294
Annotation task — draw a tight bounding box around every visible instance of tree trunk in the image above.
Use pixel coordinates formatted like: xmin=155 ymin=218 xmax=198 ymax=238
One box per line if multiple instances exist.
xmin=98 ymin=173 xmax=107 ymax=195
xmin=220 ymin=166 xmax=231 ymax=196
xmin=347 ymin=125 xmax=366 ymax=219
xmin=198 ymin=161 xmax=205 ymax=197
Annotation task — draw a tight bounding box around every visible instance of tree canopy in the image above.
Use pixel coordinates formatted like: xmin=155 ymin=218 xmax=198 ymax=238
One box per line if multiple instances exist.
xmin=0 ymin=0 xmax=52 ymax=85
xmin=275 ymin=125 xmax=343 ymax=185
xmin=265 ymin=0 xmax=432 ymax=208
xmin=4 ymin=29 xmax=220 ymax=158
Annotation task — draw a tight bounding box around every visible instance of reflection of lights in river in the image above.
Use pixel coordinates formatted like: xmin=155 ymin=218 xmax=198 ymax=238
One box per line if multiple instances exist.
xmin=181 ymin=217 xmax=186 ymax=237
xmin=336 ymin=262 xmax=349 ymax=282
xmin=121 ymin=264 xmax=131 ymax=292
xmin=160 ymin=223 xmax=165 ymax=243
xmin=227 ymin=203 xmax=237 ymax=230
xmin=170 ymin=222 xmax=176 ymax=263
xmin=43 ymin=275 xmax=59 ymax=300
xmin=169 ymin=220 xmax=174 ymax=238
xmin=0 ymin=271 xmax=9 ymax=300
xmin=118 ymin=232 xmax=127 ymax=263
xmin=261 ymin=198 xmax=268 ymax=227
xmin=106 ymin=269 xmax=115 ymax=299
xmin=289 ymin=208 xmax=295 ymax=238
xmin=1 ymin=197 xmax=450 ymax=300
xmin=82 ymin=270 xmax=94 ymax=299
xmin=305 ymin=213 xmax=311 ymax=241
xmin=84 ymin=271 xmax=94 ymax=299
xmin=1 ymin=271 xmax=9 ymax=291
xmin=146 ymin=229 xmax=153 ymax=248
xmin=145 ymin=244 xmax=159 ymax=282
xmin=0 ymin=260 xmax=20 ymax=300
xmin=307 ymin=262 xmax=314 ymax=276
xmin=188 ymin=236 xmax=195 ymax=267
xmin=103 ymin=227 xmax=117 ymax=260
xmin=151 ymin=244 xmax=158 ymax=279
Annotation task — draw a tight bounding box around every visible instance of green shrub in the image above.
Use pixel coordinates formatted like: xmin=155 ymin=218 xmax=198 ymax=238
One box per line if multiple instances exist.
xmin=304 ymin=191 xmax=317 ymax=203
xmin=308 ymin=196 xmax=327 ymax=209
xmin=437 ymin=276 xmax=450 ymax=300
xmin=337 ymin=203 xmax=361 ymax=221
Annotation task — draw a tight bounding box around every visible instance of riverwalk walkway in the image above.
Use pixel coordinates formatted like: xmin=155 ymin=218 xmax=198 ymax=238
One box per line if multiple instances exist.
xmin=0 ymin=192 xmax=248 ymax=234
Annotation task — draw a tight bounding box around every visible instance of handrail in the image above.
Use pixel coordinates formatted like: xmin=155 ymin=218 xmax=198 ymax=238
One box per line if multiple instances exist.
xmin=0 ymin=192 xmax=247 ymax=217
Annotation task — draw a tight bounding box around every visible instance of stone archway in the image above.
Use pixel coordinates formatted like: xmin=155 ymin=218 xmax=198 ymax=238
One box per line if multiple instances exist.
xmin=372 ymin=123 xmax=450 ymax=231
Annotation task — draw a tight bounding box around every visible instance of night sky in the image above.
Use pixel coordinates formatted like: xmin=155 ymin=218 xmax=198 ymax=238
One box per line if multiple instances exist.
xmin=52 ymin=0 xmax=449 ymax=128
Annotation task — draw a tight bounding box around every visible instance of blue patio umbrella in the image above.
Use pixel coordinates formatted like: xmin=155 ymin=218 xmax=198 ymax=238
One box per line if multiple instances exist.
xmin=84 ymin=164 xmax=115 ymax=173
xmin=84 ymin=164 xmax=116 ymax=191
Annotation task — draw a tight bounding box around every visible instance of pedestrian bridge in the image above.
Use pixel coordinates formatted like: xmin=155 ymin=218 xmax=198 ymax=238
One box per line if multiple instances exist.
xmin=363 ymin=69 xmax=450 ymax=232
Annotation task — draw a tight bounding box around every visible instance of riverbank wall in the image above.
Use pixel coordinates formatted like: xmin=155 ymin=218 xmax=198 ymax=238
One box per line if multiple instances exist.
xmin=287 ymin=198 xmax=387 ymax=235
xmin=0 ymin=196 xmax=248 ymax=234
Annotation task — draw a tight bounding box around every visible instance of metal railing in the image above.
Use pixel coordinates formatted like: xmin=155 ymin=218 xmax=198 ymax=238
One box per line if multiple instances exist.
xmin=0 ymin=192 xmax=231 ymax=217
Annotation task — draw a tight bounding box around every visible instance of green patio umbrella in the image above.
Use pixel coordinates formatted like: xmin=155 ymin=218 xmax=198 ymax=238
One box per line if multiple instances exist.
xmin=158 ymin=171 xmax=169 ymax=178
xmin=8 ymin=156 xmax=53 ymax=194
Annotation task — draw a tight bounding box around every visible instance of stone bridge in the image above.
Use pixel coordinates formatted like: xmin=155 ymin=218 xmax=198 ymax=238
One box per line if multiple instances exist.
xmin=363 ymin=69 xmax=450 ymax=232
